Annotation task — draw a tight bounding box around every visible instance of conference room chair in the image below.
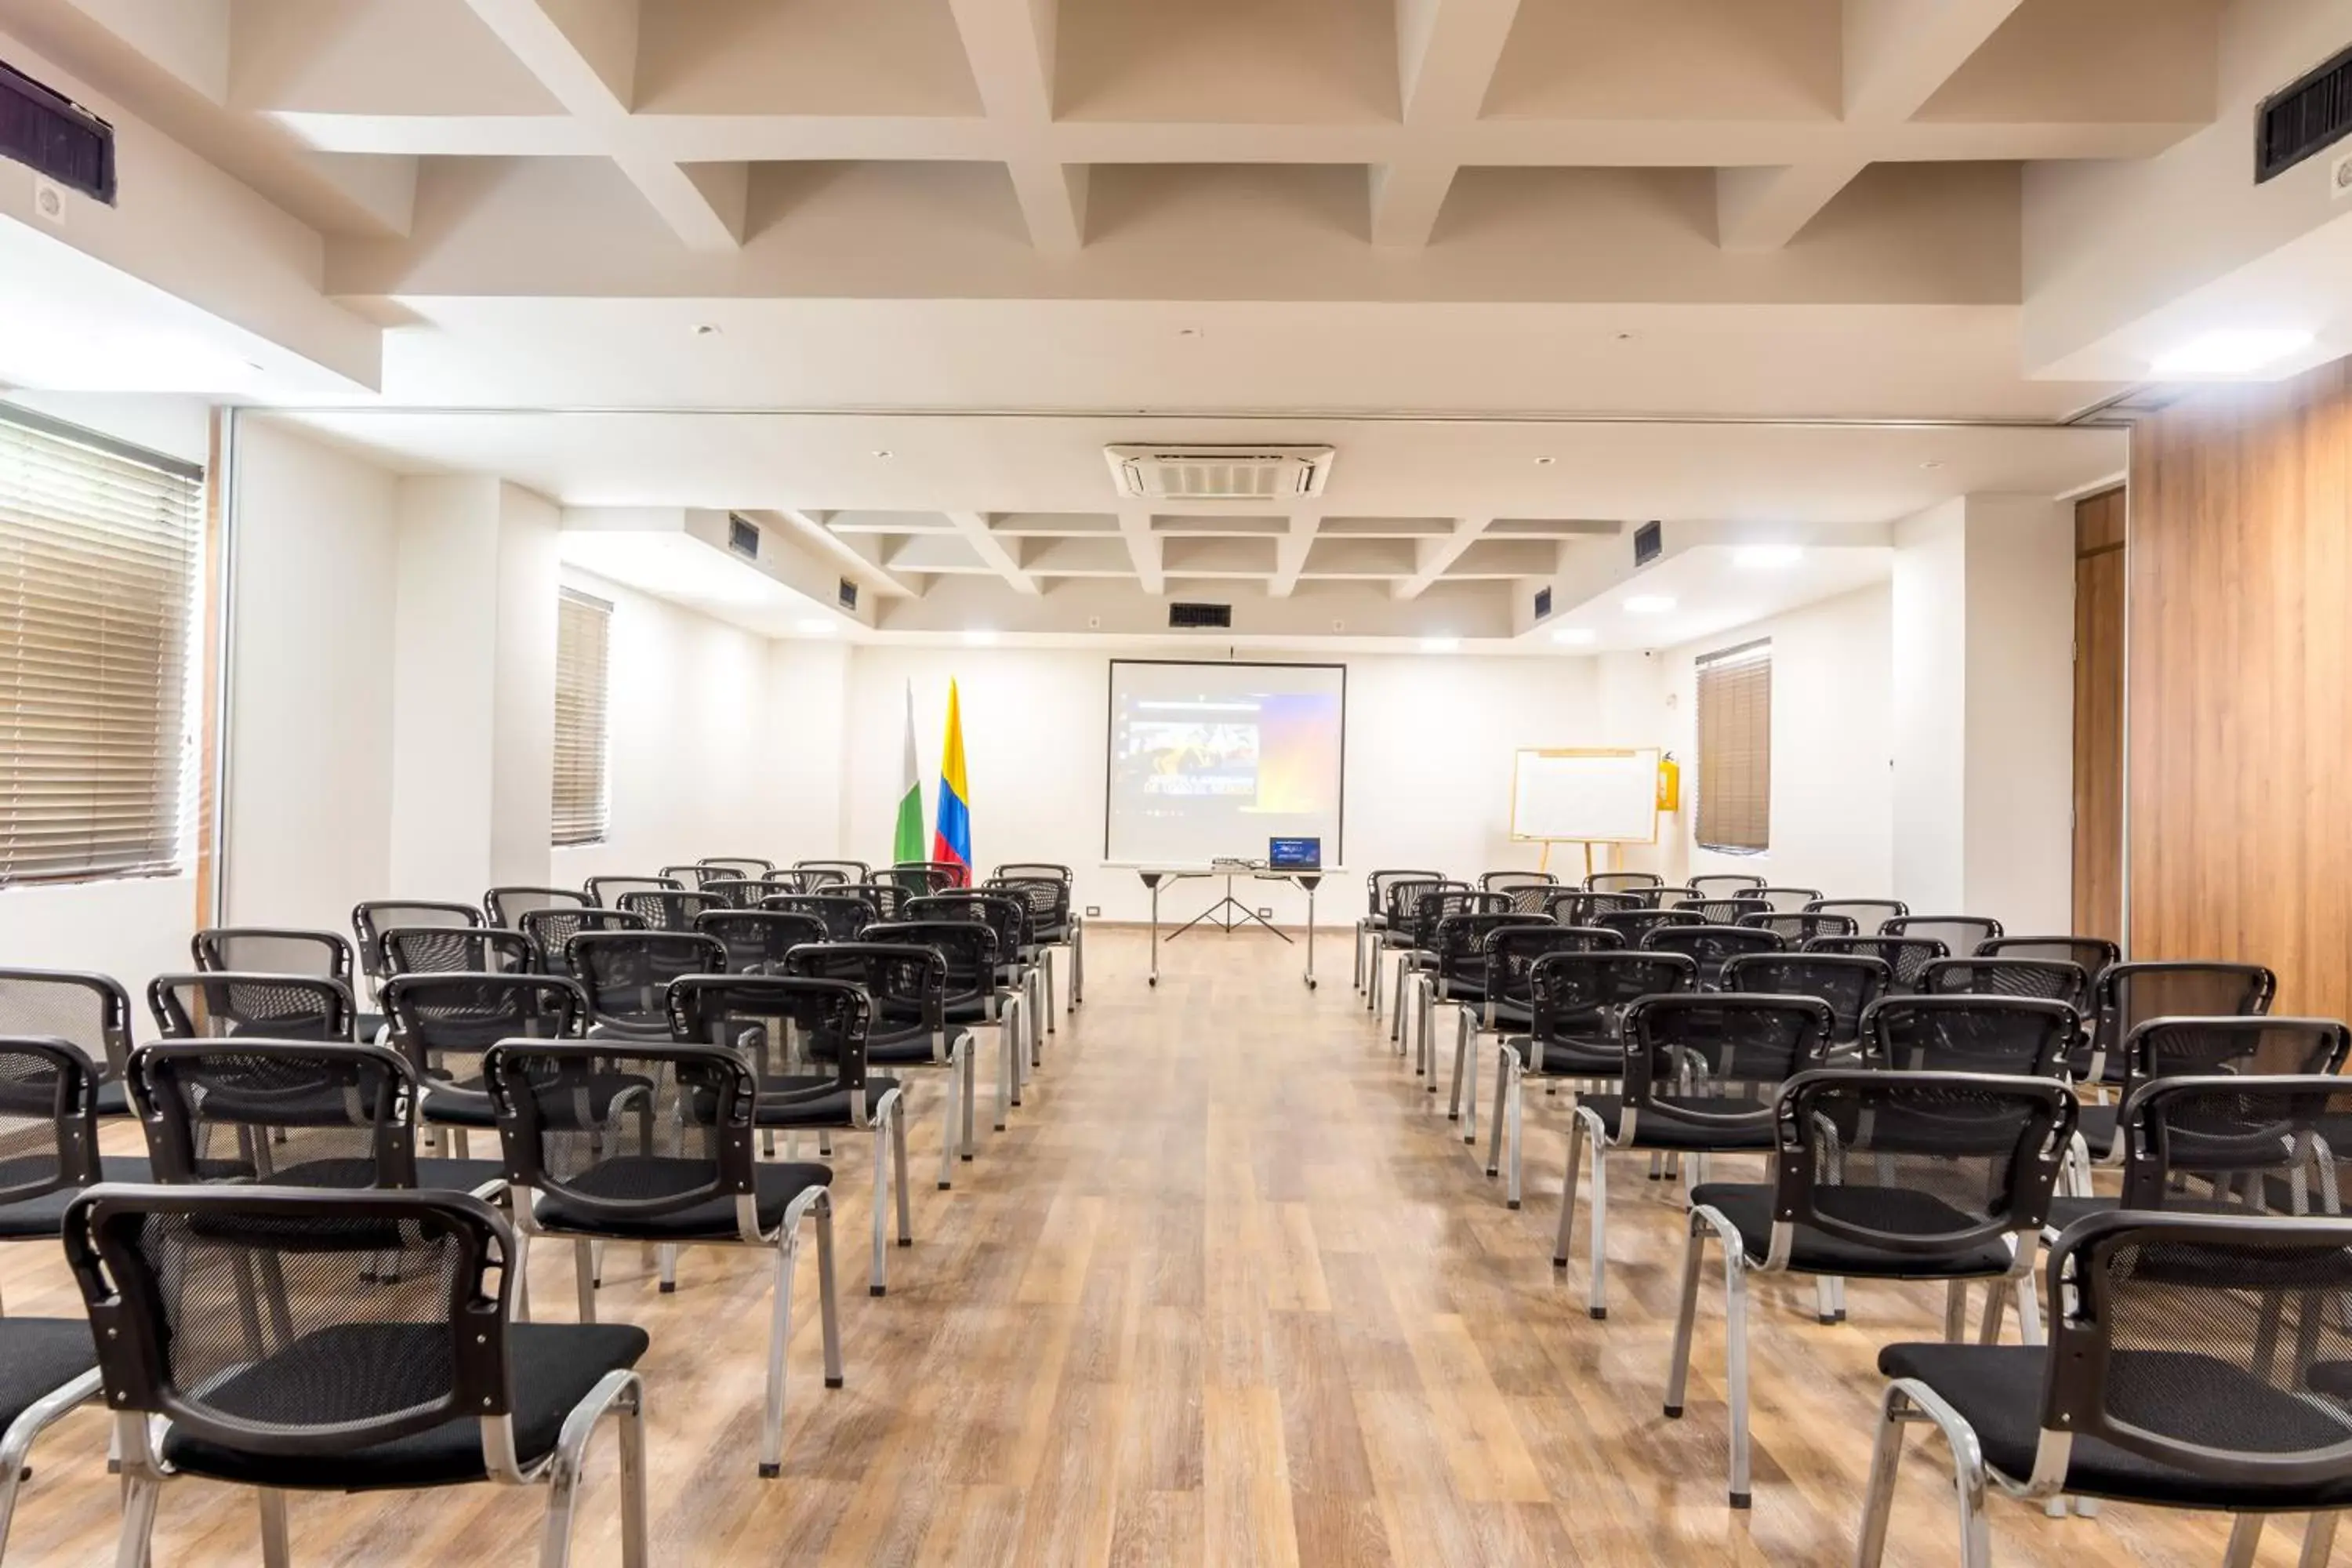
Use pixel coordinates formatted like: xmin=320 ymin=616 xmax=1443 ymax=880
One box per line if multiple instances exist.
xmin=1856 ymin=1211 xmax=2352 ymax=1568
xmin=864 ymin=919 xmax=1025 ymax=1126
xmin=1666 ymin=1069 xmax=2075 ymax=1508
xmin=569 ymin=931 xmax=727 ymax=1039
xmin=1557 ymin=993 xmax=1835 ymax=1321
xmin=908 ymin=891 xmax=1042 ymax=1071
xmin=888 ymin=861 xmax=967 ymax=894
xmin=1737 ymin=910 xmax=1858 ymax=944
xmin=1366 ymin=877 xmax=1465 ymax=1022
xmin=1856 ymin=995 xmax=2080 ymax=1079
xmin=1686 ymin=873 xmax=1768 ymax=897
xmin=1483 ymin=950 xmax=1697 ymax=1210
xmin=695 ymin=909 xmax=827 ymax=975
xmin=1390 ymin=891 xmax=1513 ymax=1054
xmin=760 ymin=891 xmax=877 ymax=941
xmin=669 ymin=974 xmax=909 ymax=1295
xmin=189 ymin=926 xmax=379 ymax=1042
xmin=1447 ymin=924 xmax=1624 ymax=1140
xmin=1542 ymin=889 xmax=1643 ymax=924
xmin=1642 ymin=924 xmax=1783 ymax=989
xmin=1673 ymin=895 xmax=1772 ymax=927
xmin=1882 ymin=914 xmax=2004 ymax=956
xmin=996 ymin=862 xmax=1073 ymax=885
xmin=1414 ymin=910 xmax=1552 ymax=1109
xmin=1585 ymin=871 xmax=1663 ymax=894
xmin=0 ymin=968 xmax=136 ymax=1119
xmin=2078 ymin=960 xmax=2278 ymax=1087
xmin=837 ymin=879 xmax=913 ymax=920
xmin=381 ymin=926 xmax=538 ymax=978
xmin=1980 ymin=935 xmax=2120 ymax=985
xmin=484 ymin=885 xmax=590 ymax=928
xmin=0 ymin=1311 xmax=100 ymax=1563
xmin=695 ymin=877 xmax=768 ymax=910
xmin=659 ymin=862 xmax=731 ymax=890
xmin=0 ymin=1038 xmax=146 ymax=1308
xmin=583 ymin=874 xmax=682 ymax=908
xmin=618 ymin=887 xmax=726 ymax=931
xmin=1479 ymin=870 xmax=1557 ymax=913
xmin=757 ymin=869 xmax=822 ymax=895
xmin=147 ymin=972 xmax=358 ymax=1044
xmin=69 ymin=1184 xmax=650 ymax=1563
xmin=1752 ymin=885 xmax=1825 ymax=913
xmin=1806 ymin=933 xmax=1950 ymax=992
xmin=351 ymin=899 xmax=482 ymax=1016
xmin=1718 ymin=952 xmax=1889 ymax=1051
xmin=1917 ymin=956 xmax=2092 ymax=1012
xmin=701 ymin=855 xmax=776 ymax=880
xmin=485 ymin=1036 xmax=837 ymax=1479
xmin=2074 ymin=1015 xmax=2348 ymax=1169
xmin=518 ymin=906 xmax=644 ymax=979
xmin=989 ymin=869 xmax=1083 ymax=1025
xmin=786 ymin=942 xmax=976 ymax=1189
xmin=795 ymin=858 xmax=871 ymax=886
xmin=1805 ymin=897 xmax=1910 ymax=927
xmin=383 ymin=970 xmax=589 ymax=1163
xmin=1592 ymin=907 xmax=1704 ymax=947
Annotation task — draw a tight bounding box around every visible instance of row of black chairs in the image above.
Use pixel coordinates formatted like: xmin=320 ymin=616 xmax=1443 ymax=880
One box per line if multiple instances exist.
xmin=0 ymin=858 xmax=1084 ymax=1565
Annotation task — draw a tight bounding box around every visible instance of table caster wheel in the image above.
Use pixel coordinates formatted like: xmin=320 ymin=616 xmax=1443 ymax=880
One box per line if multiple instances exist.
xmin=1307 ymin=978 xmax=1318 ymax=989
xmin=1148 ymin=976 xmax=1158 ymax=987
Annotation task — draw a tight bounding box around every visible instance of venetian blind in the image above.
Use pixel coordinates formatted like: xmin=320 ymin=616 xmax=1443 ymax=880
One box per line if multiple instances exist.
xmin=0 ymin=409 xmax=201 ymax=887
xmin=1695 ymin=639 xmax=1771 ymax=855
xmin=552 ymin=587 xmax=612 ymax=847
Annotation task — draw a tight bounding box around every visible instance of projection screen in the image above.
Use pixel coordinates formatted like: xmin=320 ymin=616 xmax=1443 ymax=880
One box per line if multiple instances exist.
xmin=1104 ymin=659 xmax=1346 ymax=866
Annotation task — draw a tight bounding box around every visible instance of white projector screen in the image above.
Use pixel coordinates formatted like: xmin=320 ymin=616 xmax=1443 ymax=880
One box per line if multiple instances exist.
xmin=1104 ymin=660 xmax=1346 ymax=867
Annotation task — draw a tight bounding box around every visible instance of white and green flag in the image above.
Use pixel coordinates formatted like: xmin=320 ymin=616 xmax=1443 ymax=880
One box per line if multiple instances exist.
xmin=893 ymin=681 xmax=926 ymax=864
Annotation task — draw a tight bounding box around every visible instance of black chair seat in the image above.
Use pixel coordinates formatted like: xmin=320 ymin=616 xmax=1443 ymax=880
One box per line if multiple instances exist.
xmin=752 ymin=1076 xmax=903 ymax=1129
xmin=256 ymin=1156 xmax=508 ymax=1193
xmin=357 ymin=1011 xmax=388 ymax=1042
xmin=426 ymin=1070 xmax=651 ymax=1132
xmin=1579 ymin=1095 xmax=1773 ymax=1152
xmin=162 ymin=1321 xmax=648 ymax=1493
xmin=1503 ymin=1035 xmax=1617 ymax=1076
xmin=533 ymin=1158 xmax=829 ymax=1240
xmin=0 ymin=1156 xmax=151 ymax=1240
xmin=2078 ymin=1102 xmax=2119 ymax=1162
xmin=1878 ymin=1342 xmax=2352 ymax=1511
xmin=95 ymin=1080 xmax=131 ymax=1118
xmin=1483 ymin=999 xmax=1533 ymax=1028
xmin=2044 ymin=1194 xmax=2118 ymax=1232
xmin=586 ymin=1018 xmax=671 ymax=1041
xmin=840 ymin=1025 xmax=949 ymax=1065
xmin=1693 ymin=1182 xmax=2018 ymax=1277
xmin=942 ymin=993 xmax=993 ymax=1025
xmin=0 ymin=1318 xmax=96 ymax=1432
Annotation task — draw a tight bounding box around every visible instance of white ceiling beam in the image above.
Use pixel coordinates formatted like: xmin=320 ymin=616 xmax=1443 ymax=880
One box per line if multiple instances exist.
xmin=1269 ymin=514 xmax=1322 ymax=599
xmin=773 ymin=508 xmax=919 ymax=599
xmin=1372 ymin=0 xmax=1523 ymax=248
xmin=1715 ymin=0 xmax=2026 ymax=252
xmin=943 ymin=511 xmax=1041 ymax=595
xmin=460 ymin=0 xmax=748 ymax=250
xmin=1395 ymin=515 xmax=1494 ymax=600
xmin=1116 ymin=508 xmax=1165 ymax=596
xmin=945 ymin=0 xmax=1086 ymax=253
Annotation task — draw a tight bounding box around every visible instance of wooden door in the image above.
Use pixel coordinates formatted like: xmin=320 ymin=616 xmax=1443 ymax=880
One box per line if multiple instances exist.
xmin=2071 ymin=487 xmax=2125 ymax=942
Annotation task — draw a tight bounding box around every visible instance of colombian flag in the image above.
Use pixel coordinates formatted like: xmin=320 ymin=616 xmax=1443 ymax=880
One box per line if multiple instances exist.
xmin=932 ymin=680 xmax=972 ymax=886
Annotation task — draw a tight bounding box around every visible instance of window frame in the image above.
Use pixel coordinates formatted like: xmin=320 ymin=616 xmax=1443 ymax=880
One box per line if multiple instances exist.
xmin=1693 ymin=637 xmax=1772 ymax=856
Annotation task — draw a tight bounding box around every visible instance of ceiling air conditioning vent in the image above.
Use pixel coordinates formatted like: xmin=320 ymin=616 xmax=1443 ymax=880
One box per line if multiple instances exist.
xmin=0 ymin=60 xmax=115 ymax=203
xmin=2256 ymin=40 xmax=2352 ymax=183
xmin=726 ymin=513 xmax=760 ymax=559
xmin=1169 ymin=601 xmax=1232 ymax=630
xmin=1106 ymin=445 xmax=1334 ymax=501
xmin=1634 ymin=521 xmax=1663 ymax=567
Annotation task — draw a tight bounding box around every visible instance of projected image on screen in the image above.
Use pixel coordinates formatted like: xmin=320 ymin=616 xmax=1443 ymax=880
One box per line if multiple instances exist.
xmin=1105 ymin=662 xmax=1345 ymax=866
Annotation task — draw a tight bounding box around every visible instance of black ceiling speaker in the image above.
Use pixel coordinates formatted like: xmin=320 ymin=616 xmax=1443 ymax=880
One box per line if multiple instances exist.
xmin=2256 ymin=39 xmax=2352 ymax=183
xmin=0 ymin=60 xmax=114 ymax=203
xmin=1169 ymin=601 xmax=1232 ymax=630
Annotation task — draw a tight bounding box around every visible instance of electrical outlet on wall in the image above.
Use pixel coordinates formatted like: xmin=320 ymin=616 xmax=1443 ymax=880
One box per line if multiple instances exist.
xmin=1256 ymin=907 xmax=1272 ymax=919
xmin=2335 ymin=148 xmax=2352 ymax=201
xmin=1085 ymin=905 xmax=1101 ymax=917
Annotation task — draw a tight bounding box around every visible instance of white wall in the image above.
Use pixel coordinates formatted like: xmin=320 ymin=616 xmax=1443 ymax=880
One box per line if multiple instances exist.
xmin=840 ymin=647 xmax=1606 ymax=925
xmin=488 ymin=485 xmax=560 ymax=886
xmin=387 ymin=477 xmax=501 ymax=896
xmin=1652 ymin=583 xmax=1898 ymax=898
xmin=1960 ymin=497 xmax=2074 ymax=932
xmin=1892 ymin=499 xmax=1969 ymax=909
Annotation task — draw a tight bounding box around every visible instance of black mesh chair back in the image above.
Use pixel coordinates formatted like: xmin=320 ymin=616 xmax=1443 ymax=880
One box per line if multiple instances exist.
xmin=2114 ymin=1075 xmax=2352 ymax=1216
xmin=841 ymin=880 xmax=913 ymax=920
xmin=1406 ymin=891 xmax=1513 ymax=950
xmin=381 ymin=928 xmax=537 ymax=978
xmin=0 ymin=972 xmax=136 ymax=1104
xmin=2085 ymin=961 xmax=2279 ymax=1082
xmin=1918 ymin=956 xmax=2092 ymax=1012
xmin=757 ymin=869 xmax=822 ymax=895
xmin=1595 ymin=908 xmax=1705 ymax=946
xmin=1619 ymin=993 xmax=1837 ymax=1140
xmin=1585 ymin=872 xmax=1664 ymax=894
xmin=482 ymin=887 xmax=588 ymax=928
xmin=2118 ymin=1017 xmax=2350 ymax=1098
xmin=784 ymin=942 xmax=949 ymax=1044
xmin=1717 ymin=953 xmax=1889 ymax=1045
xmin=659 ymin=864 xmax=728 ymax=891
xmin=884 ymin=862 xmax=964 ymax=895
xmin=1368 ymin=869 xmax=1446 ymax=919
xmin=1687 ymin=874 xmax=1768 ymax=897
xmin=0 ymin=1037 xmax=100 ymax=1210
xmin=1485 ymin=926 xmax=1625 ymax=1018
xmin=65 ymin=1185 xmax=522 ymax=1460
xmin=1858 ymin=995 xmax=2080 ymax=1076
xmin=696 ymin=910 xmax=828 ymax=975
xmin=1641 ymin=924 xmax=1786 ymax=988
xmin=384 ymin=973 xmax=586 ymax=1112
xmin=568 ymin=933 xmax=727 ymax=1034
xmin=1383 ymin=877 xmax=1465 ymax=927
xmin=909 ymin=891 xmax=1030 ymax=965
xmin=1526 ymin=951 xmax=1699 ymax=1067
xmin=1881 ymin=915 xmax=2004 ymax=956
xmin=148 ymin=974 xmax=357 ymax=1043
xmin=1980 ymin=935 xmax=2120 ymax=984
xmin=131 ymin=1040 xmax=420 ymax=1188
xmin=1803 ymin=898 xmax=1910 ymax=927
xmin=351 ymin=902 xmax=481 ymax=991
xmin=1544 ymin=890 xmax=1642 ymax=924
xmin=794 ymin=859 xmax=869 ymax=887
xmin=863 ymin=920 xmax=999 ymax=1004
xmin=1754 ymin=886 xmax=1824 ymax=913
xmin=761 ymin=892 xmax=877 ymax=941
xmin=988 ymin=875 xmax=1072 ymax=941
xmin=617 ymin=889 xmax=726 ymax=932
xmin=1674 ymin=897 xmax=1771 ymax=926
xmin=1805 ymin=934 xmax=1949 ymax=991
xmin=1479 ymin=872 xmax=1557 ymax=912
xmin=1431 ymin=913 xmax=1552 ymax=990
xmin=666 ymin=975 xmax=873 ymax=1107
xmin=583 ymin=875 xmax=682 ymax=909
xmin=518 ymin=907 xmax=644 ymax=978
xmin=700 ymin=856 xmax=775 ymax=880
xmin=994 ymin=862 xmax=1072 ymax=884
xmin=1737 ymin=911 xmax=1858 ymax=943
xmin=696 ymin=877 xmax=768 ymax=910
xmin=192 ymin=928 xmax=354 ymax=985
xmin=1766 ymin=1069 xmax=2072 ymax=1262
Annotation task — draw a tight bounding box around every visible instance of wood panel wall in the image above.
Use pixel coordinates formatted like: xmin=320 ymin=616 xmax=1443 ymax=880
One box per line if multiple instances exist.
xmin=2129 ymin=356 xmax=2352 ymax=1018
xmin=2071 ymin=487 xmax=2124 ymax=943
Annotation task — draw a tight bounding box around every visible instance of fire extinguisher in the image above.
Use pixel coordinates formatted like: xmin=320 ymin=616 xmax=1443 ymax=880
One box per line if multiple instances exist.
xmin=1657 ymin=753 xmax=1682 ymax=813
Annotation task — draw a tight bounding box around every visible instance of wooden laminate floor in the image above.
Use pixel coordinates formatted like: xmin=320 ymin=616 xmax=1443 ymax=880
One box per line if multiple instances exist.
xmin=0 ymin=930 xmax=2302 ymax=1565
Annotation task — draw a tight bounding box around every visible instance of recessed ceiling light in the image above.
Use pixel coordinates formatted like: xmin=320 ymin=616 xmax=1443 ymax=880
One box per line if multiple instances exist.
xmin=1552 ymin=627 xmax=1597 ymax=645
xmin=1733 ymin=545 xmax=1803 ymax=570
xmin=871 ymin=448 xmax=893 ymax=459
xmin=2151 ymin=328 xmax=2314 ymax=377
xmin=1420 ymin=637 xmax=1461 ymax=653
xmin=1534 ymin=456 xmax=1556 ymax=466
xmin=1624 ymin=595 xmax=1675 ymax=615
xmin=962 ymin=629 xmax=999 ymax=647
xmin=692 ymin=324 xmax=720 ymax=337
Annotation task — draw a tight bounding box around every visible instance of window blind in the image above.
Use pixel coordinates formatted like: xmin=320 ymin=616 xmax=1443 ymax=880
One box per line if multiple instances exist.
xmin=1695 ymin=639 xmax=1771 ymax=855
xmin=0 ymin=409 xmax=201 ymax=887
xmin=552 ymin=588 xmax=611 ymax=847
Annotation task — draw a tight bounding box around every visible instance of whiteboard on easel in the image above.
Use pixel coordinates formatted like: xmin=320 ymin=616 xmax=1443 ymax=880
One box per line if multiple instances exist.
xmin=1510 ymin=748 xmax=1660 ymax=844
